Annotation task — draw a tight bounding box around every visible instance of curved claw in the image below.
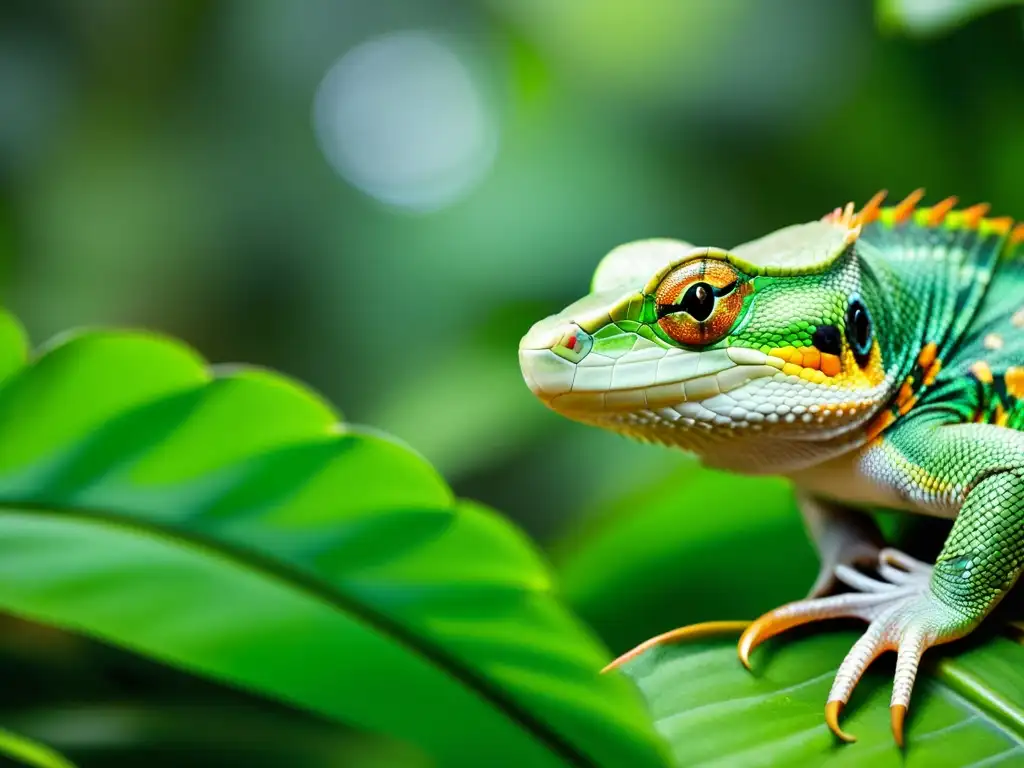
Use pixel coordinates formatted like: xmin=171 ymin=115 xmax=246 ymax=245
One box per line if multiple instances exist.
xmin=738 ymin=614 xmax=778 ymax=670
xmin=825 ymin=700 xmax=856 ymax=743
xmin=738 ymin=592 xmax=888 ymax=669
xmin=602 ymin=621 xmax=750 ymax=673
xmin=737 ymin=618 xmax=770 ymax=671
xmin=891 ymin=704 xmax=907 ymax=748
xmin=737 ymin=611 xmax=816 ymax=669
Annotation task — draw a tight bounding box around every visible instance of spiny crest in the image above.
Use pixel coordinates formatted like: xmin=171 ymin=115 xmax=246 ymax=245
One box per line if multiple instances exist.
xmin=1013 ymin=222 xmax=1024 ymax=251
xmin=823 ymin=188 xmax=1024 ymax=256
xmin=820 ymin=200 xmax=863 ymax=243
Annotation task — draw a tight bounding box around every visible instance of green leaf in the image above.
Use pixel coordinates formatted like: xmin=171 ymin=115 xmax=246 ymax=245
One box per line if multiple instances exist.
xmin=0 ymin=726 xmax=77 ymax=768
xmin=876 ymin=0 xmax=1023 ymax=36
xmin=554 ymin=467 xmax=816 ymax=653
xmin=622 ymin=627 xmax=1024 ymax=766
xmin=0 ymin=318 xmax=669 ymax=768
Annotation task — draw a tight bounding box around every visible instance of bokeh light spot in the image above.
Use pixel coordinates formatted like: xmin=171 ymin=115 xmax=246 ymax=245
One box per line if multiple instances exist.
xmin=313 ymin=31 xmax=498 ymax=212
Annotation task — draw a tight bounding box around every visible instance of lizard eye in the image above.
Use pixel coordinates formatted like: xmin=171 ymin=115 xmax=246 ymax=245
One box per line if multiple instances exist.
xmin=846 ymin=295 xmax=873 ymax=365
xmin=654 ymin=259 xmax=750 ymax=347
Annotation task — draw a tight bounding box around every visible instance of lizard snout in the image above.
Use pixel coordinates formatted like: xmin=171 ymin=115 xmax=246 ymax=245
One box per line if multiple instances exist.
xmin=519 ymin=321 xmax=592 ymax=398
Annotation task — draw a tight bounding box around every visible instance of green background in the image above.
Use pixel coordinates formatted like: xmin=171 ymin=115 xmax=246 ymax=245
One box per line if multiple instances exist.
xmin=1 ymin=1 xmax=1023 ymax=765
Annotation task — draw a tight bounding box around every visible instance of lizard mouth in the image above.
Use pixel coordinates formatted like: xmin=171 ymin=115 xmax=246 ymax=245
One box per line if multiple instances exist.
xmin=519 ymin=343 xmax=782 ymax=415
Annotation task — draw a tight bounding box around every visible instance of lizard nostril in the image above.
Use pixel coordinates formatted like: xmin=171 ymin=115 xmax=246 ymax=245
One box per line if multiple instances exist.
xmin=551 ymin=325 xmax=593 ymax=363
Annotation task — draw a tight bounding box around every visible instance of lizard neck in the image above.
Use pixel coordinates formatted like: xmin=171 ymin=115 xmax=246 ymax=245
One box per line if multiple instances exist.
xmin=853 ymin=220 xmax=1009 ymax=442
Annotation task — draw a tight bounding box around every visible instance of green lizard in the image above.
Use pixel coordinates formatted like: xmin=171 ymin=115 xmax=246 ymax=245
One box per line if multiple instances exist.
xmin=519 ymin=190 xmax=1024 ymax=746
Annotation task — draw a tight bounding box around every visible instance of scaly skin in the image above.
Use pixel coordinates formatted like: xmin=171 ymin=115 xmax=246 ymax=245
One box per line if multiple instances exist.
xmin=519 ymin=190 xmax=1024 ymax=745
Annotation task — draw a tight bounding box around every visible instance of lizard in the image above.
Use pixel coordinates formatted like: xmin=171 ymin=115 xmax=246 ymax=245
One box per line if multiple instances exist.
xmin=518 ymin=189 xmax=1024 ymax=746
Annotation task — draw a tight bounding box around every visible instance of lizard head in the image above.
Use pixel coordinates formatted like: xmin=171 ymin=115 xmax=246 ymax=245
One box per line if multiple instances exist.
xmin=519 ymin=203 xmax=899 ymax=473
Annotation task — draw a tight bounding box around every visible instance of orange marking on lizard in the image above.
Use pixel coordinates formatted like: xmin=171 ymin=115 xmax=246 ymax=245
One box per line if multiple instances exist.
xmin=917 ymin=343 xmax=938 ymax=371
xmin=915 ymin=343 xmax=943 ymax=387
xmin=884 ymin=348 xmax=943 ymax=423
xmin=995 ymin=405 xmax=1010 ymax=427
xmin=926 ymin=196 xmax=958 ymax=226
xmin=1006 ymin=367 xmax=1024 ymax=399
xmin=820 ymin=354 xmax=842 ymax=378
xmin=1011 ymin=223 xmax=1024 ymax=248
xmin=768 ymin=346 xmax=841 ymax=379
xmin=962 ymin=203 xmax=990 ymax=228
xmin=801 ymin=347 xmax=821 ymax=370
xmin=864 ymin=410 xmax=896 ymax=443
xmin=893 ymin=189 xmax=925 ymax=223
xmin=855 ymin=190 xmax=888 ymax=227
xmin=894 ymin=374 xmax=919 ymax=417
xmin=987 ymin=216 xmax=1014 ymax=236
xmin=895 ymin=376 xmax=915 ymax=409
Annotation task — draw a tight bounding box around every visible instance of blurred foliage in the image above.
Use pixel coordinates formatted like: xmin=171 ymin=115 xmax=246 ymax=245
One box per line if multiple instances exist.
xmin=878 ymin=0 xmax=1024 ymax=37
xmin=0 ymin=317 xmax=666 ymax=767
xmin=554 ymin=469 xmax=814 ymax=655
xmin=0 ymin=612 xmax=403 ymax=768
xmin=0 ymin=725 xmax=74 ymax=768
xmin=0 ymin=0 xmax=1023 ymax=765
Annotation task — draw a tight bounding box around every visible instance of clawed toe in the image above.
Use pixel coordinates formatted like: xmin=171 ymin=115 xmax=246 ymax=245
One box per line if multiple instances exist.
xmin=823 ymin=605 xmax=931 ymax=744
xmin=807 ymin=541 xmax=881 ymax=599
xmin=737 ymin=589 xmax=894 ymax=669
xmin=739 ymin=547 xmax=968 ymax=746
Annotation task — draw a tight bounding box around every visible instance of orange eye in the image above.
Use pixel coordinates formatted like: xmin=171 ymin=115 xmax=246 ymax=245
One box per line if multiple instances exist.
xmin=654 ymin=260 xmax=750 ymax=346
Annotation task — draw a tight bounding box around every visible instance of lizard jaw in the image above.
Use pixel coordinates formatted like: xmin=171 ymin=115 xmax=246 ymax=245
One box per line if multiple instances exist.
xmin=519 ymin=338 xmax=780 ymax=419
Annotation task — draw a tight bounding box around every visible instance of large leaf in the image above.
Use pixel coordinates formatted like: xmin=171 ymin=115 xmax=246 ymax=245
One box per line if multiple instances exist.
xmin=554 ymin=467 xmax=816 ymax=653
xmin=0 ymin=312 xmax=669 ymax=768
xmin=621 ymin=626 xmax=1024 ymax=766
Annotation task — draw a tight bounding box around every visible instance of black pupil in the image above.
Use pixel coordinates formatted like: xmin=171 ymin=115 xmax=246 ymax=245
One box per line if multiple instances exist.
xmin=846 ymin=299 xmax=872 ymax=362
xmin=852 ymin=308 xmax=869 ymax=346
xmin=680 ymin=282 xmax=715 ymax=322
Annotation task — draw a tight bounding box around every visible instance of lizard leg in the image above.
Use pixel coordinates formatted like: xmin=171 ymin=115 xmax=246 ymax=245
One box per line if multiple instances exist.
xmin=797 ymin=489 xmax=884 ymax=598
xmin=742 ymin=422 xmax=1024 ymax=746
xmin=738 ymin=547 xmax=936 ymax=744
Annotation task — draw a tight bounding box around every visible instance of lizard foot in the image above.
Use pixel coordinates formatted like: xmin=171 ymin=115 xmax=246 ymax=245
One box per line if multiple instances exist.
xmin=807 ymin=537 xmax=881 ymax=599
xmin=739 ymin=548 xmax=972 ymax=746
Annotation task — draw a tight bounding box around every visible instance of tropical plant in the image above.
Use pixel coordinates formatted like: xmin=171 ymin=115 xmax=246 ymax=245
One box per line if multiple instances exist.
xmin=1 ymin=2 xmax=1023 ymax=765
xmin=0 ymin=292 xmax=1021 ymax=767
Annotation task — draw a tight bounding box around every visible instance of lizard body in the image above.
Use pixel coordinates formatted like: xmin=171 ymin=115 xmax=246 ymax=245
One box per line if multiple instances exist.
xmin=519 ymin=190 xmax=1024 ymax=745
